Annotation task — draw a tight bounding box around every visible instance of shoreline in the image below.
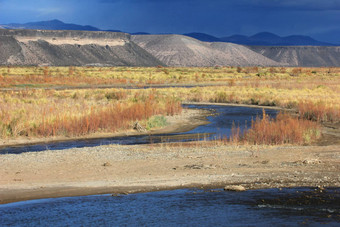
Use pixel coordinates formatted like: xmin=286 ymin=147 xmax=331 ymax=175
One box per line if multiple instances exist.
xmin=0 ymin=107 xmax=211 ymax=149
xmin=182 ymin=101 xmax=285 ymax=110
xmin=1 ymin=143 xmax=339 ymax=205
xmin=1 ymin=176 xmax=339 ymax=205
xmin=1 ymin=103 xmax=339 ymax=205
xmin=0 ymin=102 xmax=287 ymax=149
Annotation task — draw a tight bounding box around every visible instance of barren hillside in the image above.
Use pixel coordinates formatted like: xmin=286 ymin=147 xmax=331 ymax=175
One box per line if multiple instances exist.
xmin=132 ymin=34 xmax=282 ymax=67
xmin=249 ymin=46 xmax=340 ymax=67
xmin=1 ymin=29 xmax=338 ymax=67
xmin=0 ymin=29 xmax=164 ymax=66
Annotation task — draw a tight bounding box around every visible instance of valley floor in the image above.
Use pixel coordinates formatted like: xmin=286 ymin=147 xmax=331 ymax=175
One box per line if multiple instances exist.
xmin=0 ymin=107 xmax=339 ymax=204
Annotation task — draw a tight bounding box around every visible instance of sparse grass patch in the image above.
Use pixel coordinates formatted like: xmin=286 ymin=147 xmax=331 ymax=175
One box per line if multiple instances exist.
xmin=146 ymin=116 xmax=168 ymax=130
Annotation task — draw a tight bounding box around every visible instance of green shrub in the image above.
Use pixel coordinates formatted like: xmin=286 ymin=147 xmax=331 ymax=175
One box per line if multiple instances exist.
xmin=147 ymin=116 xmax=167 ymax=130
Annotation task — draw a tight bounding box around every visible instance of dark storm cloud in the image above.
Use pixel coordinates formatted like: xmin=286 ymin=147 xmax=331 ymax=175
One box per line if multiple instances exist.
xmin=0 ymin=0 xmax=339 ymax=43
xmin=99 ymin=0 xmax=340 ymax=11
xmin=243 ymin=0 xmax=340 ymax=11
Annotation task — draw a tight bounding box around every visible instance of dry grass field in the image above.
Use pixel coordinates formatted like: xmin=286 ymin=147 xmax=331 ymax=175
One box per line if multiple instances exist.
xmin=0 ymin=66 xmax=339 ymax=145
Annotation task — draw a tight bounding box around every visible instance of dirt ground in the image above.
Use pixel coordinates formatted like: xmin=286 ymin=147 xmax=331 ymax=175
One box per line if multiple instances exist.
xmin=0 ymin=106 xmax=339 ymax=205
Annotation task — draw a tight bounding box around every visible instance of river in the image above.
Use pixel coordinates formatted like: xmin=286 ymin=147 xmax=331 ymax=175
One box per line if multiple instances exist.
xmin=1 ymin=188 xmax=339 ymax=226
xmin=0 ymin=104 xmax=278 ymax=154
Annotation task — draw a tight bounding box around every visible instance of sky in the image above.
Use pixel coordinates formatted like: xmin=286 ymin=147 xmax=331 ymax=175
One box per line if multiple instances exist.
xmin=0 ymin=0 xmax=339 ymax=43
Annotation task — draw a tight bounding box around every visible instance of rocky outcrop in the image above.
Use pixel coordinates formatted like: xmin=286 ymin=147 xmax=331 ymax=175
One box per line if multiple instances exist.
xmin=0 ymin=29 xmax=164 ymax=66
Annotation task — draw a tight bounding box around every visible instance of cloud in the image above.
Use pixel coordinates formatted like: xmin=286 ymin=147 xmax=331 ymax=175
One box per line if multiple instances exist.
xmin=99 ymin=0 xmax=340 ymax=11
xmin=237 ymin=0 xmax=340 ymax=11
xmin=35 ymin=7 xmax=63 ymax=15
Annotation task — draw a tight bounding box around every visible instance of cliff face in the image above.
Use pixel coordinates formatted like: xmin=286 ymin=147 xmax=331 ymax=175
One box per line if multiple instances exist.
xmin=0 ymin=29 xmax=164 ymax=66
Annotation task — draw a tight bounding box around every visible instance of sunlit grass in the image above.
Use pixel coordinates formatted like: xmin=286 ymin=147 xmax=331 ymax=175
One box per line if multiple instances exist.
xmin=0 ymin=88 xmax=181 ymax=138
xmin=1 ymin=66 xmax=339 ymax=88
xmin=0 ymin=66 xmax=339 ymax=142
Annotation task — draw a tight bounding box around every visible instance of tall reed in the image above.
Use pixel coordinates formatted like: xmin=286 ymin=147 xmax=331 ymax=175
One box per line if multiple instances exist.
xmin=243 ymin=111 xmax=320 ymax=145
xmin=298 ymin=101 xmax=340 ymax=122
xmin=229 ymin=110 xmax=321 ymax=145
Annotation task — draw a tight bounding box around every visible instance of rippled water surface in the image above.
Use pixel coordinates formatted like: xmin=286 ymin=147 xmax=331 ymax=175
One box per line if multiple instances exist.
xmin=1 ymin=188 xmax=339 ymax=226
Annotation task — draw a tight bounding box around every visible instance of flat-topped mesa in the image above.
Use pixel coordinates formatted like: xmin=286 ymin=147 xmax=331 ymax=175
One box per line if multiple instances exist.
xmin=0 ymin=29 xmax=164 ymax=66
xmin=0 ymin=29 xmax=130 ymax=46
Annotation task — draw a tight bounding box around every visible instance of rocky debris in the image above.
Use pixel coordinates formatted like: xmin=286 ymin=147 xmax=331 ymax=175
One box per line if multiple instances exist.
xmin=102 ymin=162 xmax=111 ymax=167
xmin=224 ymin=185 xmax=246 ymax=192
xmin=302 ymin=159 xmax=322 ymax=165
xmin=253 ymin=160 xmax=270 ymax=164
xmin=133 ymin=122 xmax=146 ymax=132
xmin=184 ymin=164 xmax=204 ymax=169
xmin=184 ymin=164 xmax=216 ymax=170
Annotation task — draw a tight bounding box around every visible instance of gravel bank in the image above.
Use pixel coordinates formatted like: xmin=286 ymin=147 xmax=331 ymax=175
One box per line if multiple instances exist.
xmin=1 ymin=143 xmax=339 ymax=204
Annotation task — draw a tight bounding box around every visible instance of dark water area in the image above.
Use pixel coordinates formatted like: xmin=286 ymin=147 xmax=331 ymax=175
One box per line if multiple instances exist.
xmin=185 ymin=104 xmax=278 ymax=138
xmin=0 ymin=105 xmax=278 ymax=154
xmin=1 ymin=188 xmax=339 ymax=226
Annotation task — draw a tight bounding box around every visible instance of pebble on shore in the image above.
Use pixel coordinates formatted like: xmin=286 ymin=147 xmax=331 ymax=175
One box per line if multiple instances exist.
xmin=224 ymin=185 xmax=246 ymax=192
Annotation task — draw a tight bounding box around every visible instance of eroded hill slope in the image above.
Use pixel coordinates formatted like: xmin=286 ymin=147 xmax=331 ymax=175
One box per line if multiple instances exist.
xmin=0 ymin=29 xmax=164 ymax=66
xmin=249 ymin=46 xmax=340 ymax=67
xmin=132 ymin=34 xmax=282 ymax=67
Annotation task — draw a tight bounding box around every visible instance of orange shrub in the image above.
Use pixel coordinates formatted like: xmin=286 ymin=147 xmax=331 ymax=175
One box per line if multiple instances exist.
xmin=298 ymin=101 xmax=340 ymax=122
xmin=34 ymin=96 xmax=182 ymax=137
xmin=242 ymin=110 xmax=321 ymax=145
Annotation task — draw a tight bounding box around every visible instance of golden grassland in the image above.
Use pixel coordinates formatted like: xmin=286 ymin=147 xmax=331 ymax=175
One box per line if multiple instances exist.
xmin=1 ymin=66 xmax=340 ymax=88
xmin=0 ymin=88 xmax=181 ymax=138
xmin=0 ymin=66 xmax=339 ymax=145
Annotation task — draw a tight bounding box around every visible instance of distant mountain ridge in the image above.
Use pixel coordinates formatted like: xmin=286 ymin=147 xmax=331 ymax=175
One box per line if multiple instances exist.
xmin=1 ymin=19 xmax=337 ymax=46
xmin=2 ymin=19 xmax=102 ymax=31
xmin=185 ymin=32 xmax=336 ymax=46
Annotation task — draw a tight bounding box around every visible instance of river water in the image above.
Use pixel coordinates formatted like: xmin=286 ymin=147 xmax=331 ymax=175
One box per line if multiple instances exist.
xmin=0 ymin=105 xmax=278 ymax=154
xmin=1 ymin=188 xmax=339 ymax=226
xmin=1 ymin=105 xmax=338 ymax=226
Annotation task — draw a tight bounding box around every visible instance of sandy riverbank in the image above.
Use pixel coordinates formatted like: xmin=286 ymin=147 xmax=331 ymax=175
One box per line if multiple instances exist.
xmin=1 ymin=142 xmax=339 ymax=204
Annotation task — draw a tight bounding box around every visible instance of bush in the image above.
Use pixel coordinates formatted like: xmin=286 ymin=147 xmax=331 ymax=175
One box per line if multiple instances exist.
xmin=147 ymin=116 xmax=167 ymax=130
xmin=241 ymin=111 xmax=321 ymax=145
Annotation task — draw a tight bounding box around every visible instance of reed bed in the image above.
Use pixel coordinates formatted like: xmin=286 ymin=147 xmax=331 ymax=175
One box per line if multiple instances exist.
xmin=240 ymin=111 xmax=321 ymax=145
xmin=0 ymin=89 xmax=181 ymax=138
